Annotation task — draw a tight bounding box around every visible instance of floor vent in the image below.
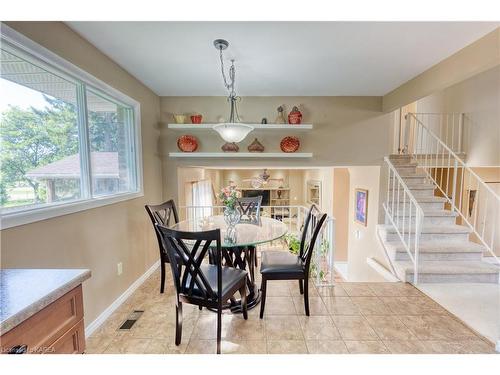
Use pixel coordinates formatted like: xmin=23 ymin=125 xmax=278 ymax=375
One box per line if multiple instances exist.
xmin=118 ymin=310 xmax=144 ymax=330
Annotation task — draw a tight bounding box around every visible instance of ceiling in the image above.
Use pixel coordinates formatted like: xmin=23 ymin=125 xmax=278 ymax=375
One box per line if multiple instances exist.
xmin=66 ymin=22 xmax=499 ymax=96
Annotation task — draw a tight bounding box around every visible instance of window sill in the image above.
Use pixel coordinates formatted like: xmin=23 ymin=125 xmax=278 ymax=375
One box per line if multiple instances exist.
xmin=0 ymin=191 xmax=144 ymax=230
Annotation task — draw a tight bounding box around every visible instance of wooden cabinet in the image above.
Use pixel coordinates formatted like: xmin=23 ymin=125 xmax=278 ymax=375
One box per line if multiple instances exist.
xmin=1 ymin=285 xmax=86 ymax=354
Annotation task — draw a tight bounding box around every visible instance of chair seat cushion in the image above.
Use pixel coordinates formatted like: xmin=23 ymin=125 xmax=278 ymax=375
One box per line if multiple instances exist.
xmin=260 ymin=251 xmax=304 ymax=276
xmin=185 ymin=265 xmax=247 ymax=299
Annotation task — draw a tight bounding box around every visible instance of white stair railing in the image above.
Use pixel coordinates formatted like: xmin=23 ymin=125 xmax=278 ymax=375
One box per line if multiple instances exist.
xmin=179 ymin=205 xmax=336 ymax=286
xmin=405 ymin=113 xmax=500 ymax=263
xmin=402 ymin=113 xmax=465 ymax=154
xmin=383 ymin=156 xmax=424 ymax=284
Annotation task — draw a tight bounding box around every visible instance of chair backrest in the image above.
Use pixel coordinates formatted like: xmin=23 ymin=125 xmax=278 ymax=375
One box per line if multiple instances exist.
xmin=145 ymin=200 xmax=180 ymax=260
xmin=155 ymin=224 xmax=222 ymax=303
xmin=299 ymin=204 xmax=328 ymax=274
xmin=237 ymin=196 xmax=263 ymax=221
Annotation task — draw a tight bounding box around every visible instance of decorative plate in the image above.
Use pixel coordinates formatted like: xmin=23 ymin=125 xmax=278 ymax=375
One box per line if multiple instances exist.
xmin=280 ymin=136 xmax=300 ymax=153
xmin=177 ymin=135 xmax=198 ymax=152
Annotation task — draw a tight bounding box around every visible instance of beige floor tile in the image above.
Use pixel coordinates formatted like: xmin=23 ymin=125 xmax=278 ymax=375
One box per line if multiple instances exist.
xmin=191 ymin=314 xmax=233 ymax=340
xmin=268 ymin=340 xmax=308 ymax=354
xmin=344 ymin=340 xmax=389 ymax=354
xmin=456 ymin=339 xmax=497 ymax=354
xmin=341 ymin=283 xmax=377 ymax=297
xmin=398 ymin=315 xmax=478 ymax=341
xmin=103 ymin=336 xmax=151 ymax=354
xmin=316 ymin=285 xmax=348 ymax=297
xmin=364 ymin=316 xmax=417 ymax=341
xmin=380 ymin=296 xmax=448 ymax=315
xmin=265 ymin=281 xmax=292 ymax=296
xmin=350 ymin=297 xmax=393 ymax=315
xmin=383 ymin=340 xmax=428 ymax=354
xmin=293 ymin=296 xmax=329 ymax=316
xmin=323 ymin=297 xmax=361 ymax=315
xmin=143 ymin=339 xmax=187 ymax=354
xmin=262 ymin=296 xmax=296 ymax=315
xmin=88 ymin=270 xmax=488 ymax=355
xmin=298 ymin=316 xmax=341 ymax=340
xmin=368 ymin=282 xmax=422 ymax=297
xmin=306 ymin=340 xmax=348 ymax=354
xmin=222 ymin=340 xmax=267 ymax=354
xmin=289 ymin=282 xmax=320 ymax=297
xmin=331 ymin=316 xmax=379 ymax=340
xmin=185 ymin=339 xmax=217 ymax=354
xmin=85 ymin=336 xmax=114 ymax=354
xmin=226 ymin=316 xmax=266 ymax=341
xmin=90 ymin=311 xmax=129 ymax=338
xmin=264 ymin=315 xmax=303 ymax=340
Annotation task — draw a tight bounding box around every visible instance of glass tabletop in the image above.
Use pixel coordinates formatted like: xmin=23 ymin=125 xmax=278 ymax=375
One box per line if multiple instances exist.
xmin=171 ymin=216 xmax=288 ymax=248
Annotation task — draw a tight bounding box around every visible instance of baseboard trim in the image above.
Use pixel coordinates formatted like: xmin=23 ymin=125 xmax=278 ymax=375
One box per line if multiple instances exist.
xmin=367 ymin=257 xmax=400 ymax=282
xmin=85 ymin=260 xmax=160 ymax=338
xmin=334 ymin=262 xmax=348 ymax=281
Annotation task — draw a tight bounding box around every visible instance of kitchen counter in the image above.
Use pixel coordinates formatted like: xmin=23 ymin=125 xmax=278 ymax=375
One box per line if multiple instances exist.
xmin=0 ymin=269 xmax=91 ymax=335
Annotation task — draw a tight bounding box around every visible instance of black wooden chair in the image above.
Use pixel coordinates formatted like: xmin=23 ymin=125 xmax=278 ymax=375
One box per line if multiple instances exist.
xmin=237 ymin=196 xmax=263 ymax=266
xmin=259 ymin=204 xmax=327 ymax=318
xmin=155 ymin=224 xmax=248 ymax=354
xmin=145 ymin=199 xmax=180 ymax=293
xmin=237 ymin=196 xmax=262 ymax=222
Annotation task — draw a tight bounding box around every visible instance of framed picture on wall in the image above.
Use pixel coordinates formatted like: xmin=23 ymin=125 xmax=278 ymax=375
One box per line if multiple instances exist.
xmin=354 ymin=188 xmax=368 ymax=226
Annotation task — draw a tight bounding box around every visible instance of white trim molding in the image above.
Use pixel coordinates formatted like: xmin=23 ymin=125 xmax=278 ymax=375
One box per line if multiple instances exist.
xmin=85 ymin=261 xmax=160 ymax=338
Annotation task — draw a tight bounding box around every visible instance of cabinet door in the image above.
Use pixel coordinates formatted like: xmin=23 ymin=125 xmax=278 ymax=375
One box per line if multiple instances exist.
xmin=0 ymin=285 xmax=84 ymax=354
xmin=48 ymin=320 xmax=85 ymax=354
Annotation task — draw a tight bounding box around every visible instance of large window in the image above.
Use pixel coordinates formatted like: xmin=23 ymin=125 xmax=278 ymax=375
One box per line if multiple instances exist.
xmin=0 ymin=31 xmax=141 ymax=227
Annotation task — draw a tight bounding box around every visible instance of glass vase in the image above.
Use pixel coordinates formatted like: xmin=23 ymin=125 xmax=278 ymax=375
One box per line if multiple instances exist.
xmin=223 ymin=206 xmax=241 ymax=227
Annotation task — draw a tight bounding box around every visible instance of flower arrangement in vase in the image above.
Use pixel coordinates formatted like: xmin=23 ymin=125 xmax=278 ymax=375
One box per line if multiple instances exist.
xmin=218 ymin=185 xmax=242 ymax=228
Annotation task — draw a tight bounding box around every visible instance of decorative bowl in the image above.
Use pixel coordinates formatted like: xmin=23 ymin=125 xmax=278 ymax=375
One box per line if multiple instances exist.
xmin=280 ymin=136 xmax=300 ymax=153
xmin=190 ymin=114 xmax=203 ymax=124
xmin=177 ymin=135 xmax=198 ymax=152
xmin=173 ymin=114 xmax=186 ymax=124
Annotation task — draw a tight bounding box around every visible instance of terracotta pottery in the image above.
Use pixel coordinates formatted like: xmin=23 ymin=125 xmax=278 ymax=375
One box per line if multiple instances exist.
xmin=288 ymin=106 xmax=302 ymax=124
xmin=280 ymin=136 xmax=300 ymax=153
xmin=177 ymin=135 xmax=198 ymax=152
xmin=190 ymin=114 xmax=202 ymax=124
xmin=221 ymin=142 xmax=239 ymax=152
xmin=247 ymin=138 xmax=264 ymax=152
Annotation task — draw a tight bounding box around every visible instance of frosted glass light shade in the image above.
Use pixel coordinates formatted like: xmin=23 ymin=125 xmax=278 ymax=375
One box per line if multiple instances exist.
xmin=213 ymin=123 xmax=254 ymax=143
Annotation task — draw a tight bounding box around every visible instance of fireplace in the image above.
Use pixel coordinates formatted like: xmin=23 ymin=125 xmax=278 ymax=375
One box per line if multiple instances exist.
xmin=242 ymin=189 xmax=270 ymax=206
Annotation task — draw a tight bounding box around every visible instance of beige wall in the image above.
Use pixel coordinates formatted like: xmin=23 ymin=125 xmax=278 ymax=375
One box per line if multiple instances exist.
xmin=383 ymin=27 xmax=500 ymax=112
xmin=417 ymin=66 xmax=500 ymax=166
xmin=0 ymin=22 xmax=163 ymax=327
xmin=160 ymin=96 xmax=393 ymax=202
xmin=333 ymin=168 xmax=350 ymax=262
xmin=346 ymin=166 xmax=387 ymax=281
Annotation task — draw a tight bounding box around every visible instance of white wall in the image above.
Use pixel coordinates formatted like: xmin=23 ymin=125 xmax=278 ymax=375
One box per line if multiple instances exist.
xmin=346 ymin=166 xmax=387 ymax=281
xmin=417 ymin=66 xmax=500 ymax=166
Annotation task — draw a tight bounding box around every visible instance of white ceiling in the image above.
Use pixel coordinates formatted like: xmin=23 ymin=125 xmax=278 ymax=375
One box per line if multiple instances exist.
xmin=66 ymin=22 xmax=499 ymax=96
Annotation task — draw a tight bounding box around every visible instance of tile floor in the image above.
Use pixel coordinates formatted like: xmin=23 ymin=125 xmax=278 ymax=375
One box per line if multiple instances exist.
xmin=86 ymin=267 xmax=497 ymax=354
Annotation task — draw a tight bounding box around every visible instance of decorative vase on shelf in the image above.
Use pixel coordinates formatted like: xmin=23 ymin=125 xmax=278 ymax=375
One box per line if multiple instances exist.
xmin=288 ymin=106 xmax=302 ymax=124
xmin=221 ymin=142 xmax=239 ymax=152
xmin=248 ymin=138 xmax=264 ymax=152
xmin=190 ymin=114 xmax=203 ymax=124
xmin=275 ymin=105 xmax=286 ymax=124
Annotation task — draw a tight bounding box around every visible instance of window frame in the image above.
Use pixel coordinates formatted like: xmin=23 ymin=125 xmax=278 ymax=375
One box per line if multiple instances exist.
xmin=0 ymin=24 xmax=143 ymax=229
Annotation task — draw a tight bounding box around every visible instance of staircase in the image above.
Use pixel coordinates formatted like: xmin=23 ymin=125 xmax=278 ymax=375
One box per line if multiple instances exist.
xmin=378 ymin=154 xmax=500 ymax=283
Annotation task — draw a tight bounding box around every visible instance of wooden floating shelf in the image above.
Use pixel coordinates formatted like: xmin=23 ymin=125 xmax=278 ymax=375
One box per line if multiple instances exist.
xmin=167 ymin=123 xmax=313 ymax=130
xmin=169 ymin=152 xmax=313 ymax=158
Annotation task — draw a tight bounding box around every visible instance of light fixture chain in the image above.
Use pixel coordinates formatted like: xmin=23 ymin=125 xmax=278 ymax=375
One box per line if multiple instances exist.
xmin=219 ymin=47 xmax=236 ymax=97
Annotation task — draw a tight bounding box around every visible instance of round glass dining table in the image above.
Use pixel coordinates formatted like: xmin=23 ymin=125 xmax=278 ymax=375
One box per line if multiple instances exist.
xmin=171 ymin=215 xmax=288 ymax=312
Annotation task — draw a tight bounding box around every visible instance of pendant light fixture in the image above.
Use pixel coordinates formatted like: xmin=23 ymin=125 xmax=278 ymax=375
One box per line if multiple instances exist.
xmin=212 ymin=39 xmax=253 ymax=143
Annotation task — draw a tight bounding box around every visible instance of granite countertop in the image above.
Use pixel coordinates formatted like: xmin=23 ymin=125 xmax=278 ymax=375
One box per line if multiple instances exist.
xmin=0 ymin=269 xmax=91 ymax=335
